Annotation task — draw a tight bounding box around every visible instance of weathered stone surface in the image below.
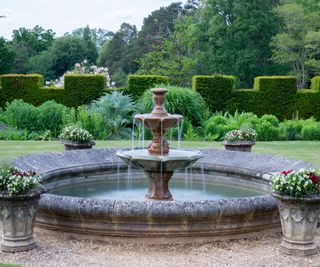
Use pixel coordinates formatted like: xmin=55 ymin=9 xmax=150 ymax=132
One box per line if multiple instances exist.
xmin=14 ymin=149 xmax=312 ymax=244
xmin=272 ymin=193 xmax=320 ymax=256
xmin=0 ymin=189 xmax=43 ymax=252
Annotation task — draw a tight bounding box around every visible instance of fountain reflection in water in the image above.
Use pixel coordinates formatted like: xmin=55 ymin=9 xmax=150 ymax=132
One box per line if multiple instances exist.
xmin=117 ymin=88 xmax=202 ymax=200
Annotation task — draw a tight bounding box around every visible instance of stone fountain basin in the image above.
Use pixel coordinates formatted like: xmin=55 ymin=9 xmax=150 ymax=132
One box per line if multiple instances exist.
xmin=14 ymin=149 xmax=312 ymax=244
xmin=116 ymin=149 xmax=202 ymax=171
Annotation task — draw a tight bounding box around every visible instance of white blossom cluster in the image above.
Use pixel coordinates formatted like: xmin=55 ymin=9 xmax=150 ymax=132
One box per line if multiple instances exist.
xmin=46 ymin=60 xmax=111 ymax=88
xmin=271 ymin=169 xmax=320 ymax=197
xmin=59 ymin=126 xmax=93 ymax=143
xmin=0 ymin=166 xmax=41 ymax=196
xmin=224 ymin=129 xmax=257 ymax=142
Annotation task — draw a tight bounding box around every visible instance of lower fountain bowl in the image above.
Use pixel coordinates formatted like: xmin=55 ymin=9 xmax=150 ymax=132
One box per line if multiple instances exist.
xmin=116 ymin=149 xmax=202 ymax=171
xmin=15 ymin=148 xmax=311 ymax=244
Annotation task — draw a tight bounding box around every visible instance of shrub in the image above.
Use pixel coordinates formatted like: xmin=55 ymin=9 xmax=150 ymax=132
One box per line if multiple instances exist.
xmin=278 ymin=120 xmax=305 ymax=140
xmin=128 ymin=75 xmax=169 ymax=100
xmin=90 ymin=91 xmax=135 ymax=139
xmin=301 ymin=123 xmax=320 ymax=140
xmin=138 ymin=86 xmax=209 ymax=127
xmin=255 ymin=121 xmax=279 ymax=141
xmin=37 ymin=100 xmax=70 ymax=136
xmin=311 ymin=77 xmax=320 ymax=91
xmin=76 ymin=106 xmax=109 ymax=140
xmin=260 ymin=114 xmax=279 ymax=127
xmin=4 ymin=100 xmax=38 ymax=131
xmin=192 ymin=75 xmax=235 ymax=112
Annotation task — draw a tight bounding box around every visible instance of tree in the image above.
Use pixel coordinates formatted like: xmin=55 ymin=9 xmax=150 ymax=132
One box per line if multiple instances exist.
xmin=98 ymin=23 xmax=138 ymax=86
xmin=72 ymin=27 xmax=113 ymax=49
xmin=190 ymin=0 xmax=282 ymax=87
xmin=9 ymin=26 xmax=55 ymax=74
xmin=0 ymin=37 xmax=15 ymax=74
xmin=49 ymin=36 xmax=87 ymax=78
xmin=138 ymin=16 xmax=198 ymax=86
xmin=271 ymin=3 xmax=320 ymax=87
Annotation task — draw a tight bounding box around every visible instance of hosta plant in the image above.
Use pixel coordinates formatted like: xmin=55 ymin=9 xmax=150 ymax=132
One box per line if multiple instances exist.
xmin=0 ymin=165 xmax=41 ymax=196
xmin=271 ymin=169 xmax=320 ymax=197
xmin=224 ymin=128 xmax=257 ymax=142
xmin=59 ymin=126 xmax=93 ymax=143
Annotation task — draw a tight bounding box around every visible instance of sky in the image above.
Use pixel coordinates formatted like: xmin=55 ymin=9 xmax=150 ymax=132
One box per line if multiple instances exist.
xmin=0 ymin=0 xmax=187 ymax=39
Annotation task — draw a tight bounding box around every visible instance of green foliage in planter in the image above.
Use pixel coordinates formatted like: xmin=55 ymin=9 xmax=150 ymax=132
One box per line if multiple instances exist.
xmin=138 ymin=86 xmax=209 ymax=127
xmin=311 ymin=77 xmax=320 ymax=91
xmin=192 ymin=75 xmax=235 ymax=112
xmin=128 ymin=75 xmax=169 ymax=100
xmin=0 ymin=74 xmax=106 ymax=108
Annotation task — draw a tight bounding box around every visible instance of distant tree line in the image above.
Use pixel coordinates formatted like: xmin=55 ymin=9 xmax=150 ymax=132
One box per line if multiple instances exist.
xmin=0 ymin=0 xmax=319 ymax=88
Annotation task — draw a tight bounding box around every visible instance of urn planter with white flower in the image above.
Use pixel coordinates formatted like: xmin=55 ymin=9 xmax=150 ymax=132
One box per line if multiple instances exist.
xmin=221 ymin=129 xmax=257 ymax=152
xmin=60 ymin=126 xmax=95 ymax=151
xmin=271 ymin=169 xmax=320 ymax=256
xmin=0 ymin=165 xmax=44 ymax=252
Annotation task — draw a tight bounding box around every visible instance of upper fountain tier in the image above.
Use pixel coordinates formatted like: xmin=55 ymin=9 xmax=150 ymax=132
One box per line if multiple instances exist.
xmin=134 ymin=88 xmax=182 ymax=155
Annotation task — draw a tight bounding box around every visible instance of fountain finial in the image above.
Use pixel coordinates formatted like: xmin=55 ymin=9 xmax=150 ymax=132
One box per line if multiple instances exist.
xmin=135 ymin=88 xmax=182 ymax=155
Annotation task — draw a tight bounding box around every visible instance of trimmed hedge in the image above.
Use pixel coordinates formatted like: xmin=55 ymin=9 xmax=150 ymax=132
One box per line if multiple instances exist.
xmin=128 ymin=75 xmax=169 ymax=100
xmin=192 ymin=75 xmax=235 ymax=112
xmin=0 ymin=74 xmax=106 ymax=107
xmin=311 ymin=77 xmax=320 ymax=91
xmin=193 ymin=75 xmax=320 ymax=120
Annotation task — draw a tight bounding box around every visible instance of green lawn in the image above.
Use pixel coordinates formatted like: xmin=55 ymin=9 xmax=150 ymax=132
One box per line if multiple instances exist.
xmin=0 ymin=140 xmax=319 ymax=167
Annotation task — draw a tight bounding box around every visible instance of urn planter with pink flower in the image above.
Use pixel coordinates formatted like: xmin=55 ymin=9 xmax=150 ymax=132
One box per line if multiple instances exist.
xmin=271 ymin=169 xmax=320 ymax=256
xmin=0 ymin=165 xmax=44 ymax=252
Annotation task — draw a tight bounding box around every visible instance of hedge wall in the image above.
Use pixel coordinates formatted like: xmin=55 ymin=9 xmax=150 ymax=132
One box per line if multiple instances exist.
xmin=0 ymin=74 xmax=106 ymax=107
xmin=128 ymin=75 xmax=169 ymax=100
xmin=193 ymin=75 xmax=320 ymax=120
xmin=311 ymin=77 xmax=320 ymax=91
xmin=192 ymin=75 xmax=235 ymax=112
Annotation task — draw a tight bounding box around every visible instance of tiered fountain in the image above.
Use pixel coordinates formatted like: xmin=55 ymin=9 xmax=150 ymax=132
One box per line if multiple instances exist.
xmin=117 ymin=88 xmax=202 ymax=200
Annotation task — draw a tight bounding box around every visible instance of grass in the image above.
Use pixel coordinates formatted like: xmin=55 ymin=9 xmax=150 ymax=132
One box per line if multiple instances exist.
xmin=0 ymin=140 xmax=319 ymax=167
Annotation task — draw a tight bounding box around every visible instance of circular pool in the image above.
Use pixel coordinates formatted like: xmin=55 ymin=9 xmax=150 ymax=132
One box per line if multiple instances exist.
xmin=15 ymin=148 xmax=311 ymax=244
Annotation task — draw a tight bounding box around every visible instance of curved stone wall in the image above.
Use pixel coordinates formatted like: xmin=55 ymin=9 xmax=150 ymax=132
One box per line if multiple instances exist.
xmin=15 ymin=149 xmax=312 ymax=244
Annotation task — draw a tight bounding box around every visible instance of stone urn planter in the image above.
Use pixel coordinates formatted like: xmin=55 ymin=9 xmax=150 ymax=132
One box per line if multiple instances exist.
xmin=62 ymin=140 xmax=96 ymax=151
xmin=272 ymin=193 xmax=320 ymax=256
xmin=0 ymin=188 xmax=45 ymax=252
xmin=221 ymin=141 xmax=255 ymax=152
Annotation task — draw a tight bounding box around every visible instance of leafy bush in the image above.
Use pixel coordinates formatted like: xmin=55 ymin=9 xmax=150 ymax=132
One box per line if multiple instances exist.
xmin=76 ymin=106 xmax=109 ymax=140
xmin=37 ymin=100 xmax=70 ymax=136
xmin=301 ymin=123 xmax=320 ymax=140
xmin=4 ymin=100 xmax=38 ymax=131
xmin=90 ymin=91 xmax=135 ymax=139
xmin=255 ymin=121 xmax=279 ymax=141
xmin=260 ymin=114 xmax=279 ymax=127
xmin=311 ymin=77 xmax=320 ymax=91
xmin=138 ymin=86 xmax=209 ymax=127
xmin=278 ymin=120 xmax=304 ymax=140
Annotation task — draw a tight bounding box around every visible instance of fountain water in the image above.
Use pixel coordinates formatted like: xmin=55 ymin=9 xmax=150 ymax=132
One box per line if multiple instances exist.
xmin=117 ymin=88 xmax=202 ymax=200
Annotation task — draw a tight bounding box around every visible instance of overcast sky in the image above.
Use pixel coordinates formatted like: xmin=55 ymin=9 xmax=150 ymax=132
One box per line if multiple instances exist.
xmin=0 ymin=0 xmax=187 ymax=39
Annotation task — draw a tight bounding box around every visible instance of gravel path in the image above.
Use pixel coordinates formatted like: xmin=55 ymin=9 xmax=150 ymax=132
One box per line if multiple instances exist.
xmin=1 ymin=229 xmax=320 ymax=267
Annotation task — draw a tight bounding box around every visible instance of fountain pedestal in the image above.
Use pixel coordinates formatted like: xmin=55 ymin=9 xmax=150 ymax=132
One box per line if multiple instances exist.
xmin=145 ymin=171 xmax=174 ymax=200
